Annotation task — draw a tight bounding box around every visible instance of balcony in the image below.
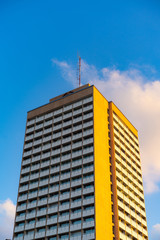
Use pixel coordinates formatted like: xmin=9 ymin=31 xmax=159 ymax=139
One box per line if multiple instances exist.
xmin=37 ymin=199 xmax=47 ymax=206
xmin=60 ymin=173 xmax=70 ymax=181
xmin=42 ymin=143 xmax=51 ymax=151
xmin=83 ymin=176 xmax=94 ymax=184
xmin=73 ymin=116 xmax=82 ymax=124
xmin=50 ymin=166 xmax=60 ymax=174
xmin=31 ymin=164 xmax=40 ymax=171
xmin=27 ymin=119 xmax=35 ymax=126
xmin=83 ymin=129 xmax=93 ymax=137
xmin=52 ymin=140 xmax=61 ymax=147
xmin=24 ymin=234 xmax=34 ymax=240
xmin=59 ymin=203 xmax=70 ymax=211
xmin=70 ymin=212 xmax=81 ymax=220
xmin=71 ymin=179 xmax=82 ymax=188
xmin=83 ymin=147 xmax=93 ymax=155
xmin=48 ymin=206 xmax=58 ymax=214
xmin=15 ymin=215 xmax=25 ymax=222
xmin=83 ymin=166 xmax=94 ymax=174
xmin=72 ymin=142 xmax=82 ymax=150
xmin=35 ymin=123 xmax=43 ymax=131
xmin=83 ymin=232 xmax=95 ymax=240
xmin=33 ymin=139 xmax=42 ymax=146
xmin=19 ymin=185 xmax=28 ymax=193
xmin=32 ymin=155 xmax=41 ymax=163
xmin=23 ymin=150 xmax=32 ymax=157
xmin=72 ymin=159 xmax=82 ymax=168
xmin=58 ymin=226 xmax=69 ymax=234
xmin=83 ymin=156 xmax=94 ymax=165
xmin=61 ymin=145 xmax=71 ymax=153
xmin=60 ymin=183 xmax=70 ymax=191
xmin=83 ymin=97 xmax=93 ymax=104
xmin=83 ymin=197 xmax=94 ymax=206
xmin=71 ymin=189 xmax=82 ymax=198
xmin=71 ymin=201 xmax=81 ymax=209
xmin=18 ymin=195 xmax=27 ymax=202
xmin=38 ymin=189 xmax=48 ymax=196
xmin=46 ymin=229 xmax=57 ymax=237
xmin=63 ymin=112 xmax=72 ymax=120
xmin=22 ymin=158 xmax=31 ymax=166
xmin=17 ymin=204 xmax=27 ymax=212
xmin=72 ymin=133 xmax=82 ymax=141
xmin=59 ymin=193 xmax=70 ymax=201
xmin=24 ymin=142 xmax=32 ymax=149
xmin=83 ymin=105 xmax=93 ymax=112
xmin=83 ymin=121 xmax=93 ymax=129
xmin=44 ymin=120 xmax=53 ymax=127
xmin=48 ymin=196 xmax=58 ymax=204
xmin=62 ymin=137 xmax=71 ymax=144
xmin=52 ymin=131 xmax=61 ymax=139
xmin=21 ymin=167 xmax=30 ymax=175
xmin=83 ymin=186 xmax=94 ymax=195
xmin=61 ymin=154 xmax=71 ymax=162
xmin=61 ymin=163 xmax=71 ymax=171
xmin=20 ymin=176 xmax=29 ymax=183
xmin=29 ymin=182 xmax=38 ymax=190
xmin=73 ymin=108 xmax=82 ymax=116
xmin=39 ymin=179 xmax=49 ymax=187
xmin=36 ymin=209 xmax=47 ymax=217
xmin=40 ymin=169 xmax=50 ymax=177
xmin=63 ymin=120 xmax=72 ymax=127
xmin=14 ymin=225 xmax=24 ymax=232
xmin=35 ymin=231 xmax=45 ymax=239
xmin=47 ymin=217 xmax=58 ymax=225
xmin=28 ymin=192 xmax=38 ymax=199
xmin=25 ymin=223 xmax=35 ymax=230
xmin=73 ymin=100 xmax=82 ymax=108
xmin=26 ymin=212 xmax=36 ymax=219
xmin=71 ymin=169 xmax=82 ymax=178
xmin=63 ymin=104 xmax=72 ymax=112
xmin=83 ymin=209 xmax=94 ymax=217
xmin=36 ymin=220 xmax=46 ymax=227
xmin=34 ymin=131 xmax=43 ymax=138
xmin=36 ymin=116 xmax=44 ymax=123
xmin=27 ymin=202 xmax=37 ymax=209
xmin=41 ymin=161 xmax=50 ymax=168
xmin=83 ymin=113 xmax=93 ymax=121
xmin=26 ymin=127 xmax=34 ymax=134
xmin=83 ymin=220 xmax=94 ymax=229
xmin=49 ymin=186 xmax=59 ymax=194
xmin=58 ymin=214 xmax=69 ymax=222
xmin=49 ymin=176 xmax=59 ymax=184
xmin=41 ymin=152 xmax=50 ymax=159
xmin=25 ymin=134 xmax=34 ymax=141
xmin=45 ymin=112 xmax=53 ymax=119
xmin=43 ymin=135 xmax=52 ymax=143
xmin=62 ymin=128 xmax=72 ymax=136
xmin=72 ymin=150 xmax=82 ymax=158
xmin=44 ymin=128 xmax=52 ymax=135
xmin=30 ymin=173 xmax=39 ymax=180
xmin=70 ymin=223 xmax=81 ymax=231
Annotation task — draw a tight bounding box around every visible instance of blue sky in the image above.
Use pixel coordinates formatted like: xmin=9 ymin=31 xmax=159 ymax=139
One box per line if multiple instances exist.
xmin=0 ymin=0 xmax=160 ymax=239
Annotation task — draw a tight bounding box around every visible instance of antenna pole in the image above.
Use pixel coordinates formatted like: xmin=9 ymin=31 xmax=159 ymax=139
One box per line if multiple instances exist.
xmin=79 ymin=56 xmax=81 ymax=87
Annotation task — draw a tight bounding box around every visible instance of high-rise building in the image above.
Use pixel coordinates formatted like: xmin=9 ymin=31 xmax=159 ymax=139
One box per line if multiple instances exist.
xmin=13 ymin=84 xmax=148 ymax=240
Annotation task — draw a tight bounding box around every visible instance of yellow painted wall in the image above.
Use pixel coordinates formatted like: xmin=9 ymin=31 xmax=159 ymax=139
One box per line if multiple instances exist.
xmin=93 ymin=87 xmax=113 ymax=240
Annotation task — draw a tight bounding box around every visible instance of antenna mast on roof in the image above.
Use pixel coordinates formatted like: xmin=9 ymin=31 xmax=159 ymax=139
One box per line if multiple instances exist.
xmin=77 ymin=54 xmax=81 ymax=87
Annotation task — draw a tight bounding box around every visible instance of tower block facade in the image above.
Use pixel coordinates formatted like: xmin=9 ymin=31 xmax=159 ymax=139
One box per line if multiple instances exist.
xmin=13 ymin=84 xmax=148 ymax=240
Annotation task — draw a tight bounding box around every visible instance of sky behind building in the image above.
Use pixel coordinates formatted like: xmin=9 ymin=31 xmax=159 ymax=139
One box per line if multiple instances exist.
xmin=0 ymin=0 xmax=160 ymax=239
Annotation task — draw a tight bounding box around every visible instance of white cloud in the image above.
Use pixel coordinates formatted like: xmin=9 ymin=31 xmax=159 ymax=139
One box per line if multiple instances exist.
xmin=151 ymin=224 xmax=160 ymax=240
xmin=0 ymin=199 xmax=16 ymax=240
xmin=53 ymin=59 xmax=160 ymax=194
